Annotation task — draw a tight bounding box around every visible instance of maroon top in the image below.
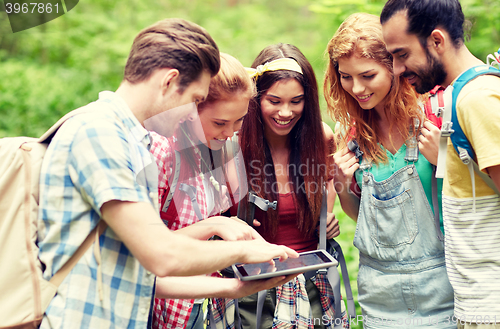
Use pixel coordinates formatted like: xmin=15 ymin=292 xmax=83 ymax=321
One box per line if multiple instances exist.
xmin=255 ymin=192 xmax=317 ymax=253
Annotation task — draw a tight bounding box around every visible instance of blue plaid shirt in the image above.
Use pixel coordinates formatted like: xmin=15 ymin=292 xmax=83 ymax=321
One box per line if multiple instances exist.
xmin=38 ymin=91 xmax=159 ymax=328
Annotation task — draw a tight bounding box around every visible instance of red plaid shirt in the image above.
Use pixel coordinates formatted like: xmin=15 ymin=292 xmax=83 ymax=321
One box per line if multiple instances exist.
xmin=150 ymin=132 xmax=208 ymax=329
xmin=151 ymin=132 xmax=208 ymax=230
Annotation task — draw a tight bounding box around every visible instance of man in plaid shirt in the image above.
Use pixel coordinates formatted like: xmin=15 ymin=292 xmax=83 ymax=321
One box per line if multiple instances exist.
xmin=37 ymin=18 xmax=297 ymax=329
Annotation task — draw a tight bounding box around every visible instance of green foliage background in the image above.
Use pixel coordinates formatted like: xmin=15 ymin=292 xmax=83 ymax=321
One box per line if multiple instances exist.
xmin=1 ymin=0 xmax=499 ymax=327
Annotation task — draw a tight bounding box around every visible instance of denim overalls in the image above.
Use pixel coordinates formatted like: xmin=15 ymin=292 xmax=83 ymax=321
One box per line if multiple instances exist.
xmin=353 ymin=130 xmax=454 ymax=328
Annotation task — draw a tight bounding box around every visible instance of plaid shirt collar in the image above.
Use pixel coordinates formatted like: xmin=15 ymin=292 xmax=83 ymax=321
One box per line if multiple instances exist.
xmin=99 ymin=91 xmax=151 ymax=148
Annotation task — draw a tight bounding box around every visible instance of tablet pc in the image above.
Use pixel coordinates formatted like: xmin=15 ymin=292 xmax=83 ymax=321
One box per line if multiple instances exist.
xmin=232 ymin=249 xmax=338 ymax=281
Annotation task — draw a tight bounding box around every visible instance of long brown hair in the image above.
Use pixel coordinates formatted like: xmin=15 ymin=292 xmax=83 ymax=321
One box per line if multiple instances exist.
xmin=324 ymin=13 xmax=423 ymax=163
xmin=239 ymin=43 xmax=327 ymax=240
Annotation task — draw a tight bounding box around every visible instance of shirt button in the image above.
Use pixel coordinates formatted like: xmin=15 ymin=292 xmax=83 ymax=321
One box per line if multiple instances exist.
xmin=141 ymin=308 xmax=147 ymax=314
xmin=147 ymin=271 xmax=152 ymax=276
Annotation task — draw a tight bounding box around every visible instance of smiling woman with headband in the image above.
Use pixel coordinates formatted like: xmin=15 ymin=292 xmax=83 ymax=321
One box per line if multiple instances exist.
xmin=211 ymin=43 xmax=347 ymax=329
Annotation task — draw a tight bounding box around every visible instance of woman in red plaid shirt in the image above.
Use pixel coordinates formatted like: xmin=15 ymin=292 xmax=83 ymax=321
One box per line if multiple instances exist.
xmin=149 ymin=53 xmax=297 ymax=329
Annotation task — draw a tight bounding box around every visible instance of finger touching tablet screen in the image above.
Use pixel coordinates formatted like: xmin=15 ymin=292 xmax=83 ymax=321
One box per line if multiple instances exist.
xmin=232 ymin=249 xmax=338 ymax=281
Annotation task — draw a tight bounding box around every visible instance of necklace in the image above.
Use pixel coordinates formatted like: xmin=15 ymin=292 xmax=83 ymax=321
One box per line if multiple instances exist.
xmin=179 ymin=126 xmax=221 ymax=192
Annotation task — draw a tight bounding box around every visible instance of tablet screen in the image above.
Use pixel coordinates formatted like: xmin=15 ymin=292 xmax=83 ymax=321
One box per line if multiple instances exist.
xmin=233 ymin=250 xmax=337 ymax=280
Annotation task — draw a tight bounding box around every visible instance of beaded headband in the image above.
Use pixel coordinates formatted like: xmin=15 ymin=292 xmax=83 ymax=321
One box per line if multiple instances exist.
xmin=246 ymin=57 xmax=303 ymax=80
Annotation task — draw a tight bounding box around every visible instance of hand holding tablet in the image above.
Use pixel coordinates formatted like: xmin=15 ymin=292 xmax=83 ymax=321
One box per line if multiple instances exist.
xmin=232 ymin=249 xmax=338 ymax=281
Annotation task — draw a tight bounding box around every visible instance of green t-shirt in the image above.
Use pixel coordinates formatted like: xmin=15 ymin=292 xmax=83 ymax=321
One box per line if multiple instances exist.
xmin=355 ymin=143 xmax=444 ymax=233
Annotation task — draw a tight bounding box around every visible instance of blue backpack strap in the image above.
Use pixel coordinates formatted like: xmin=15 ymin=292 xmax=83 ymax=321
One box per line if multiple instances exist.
xmin=446 ymin=65 xmax=500 ymax=209
xmin=450 ymin=65 xmax=500 ymax=159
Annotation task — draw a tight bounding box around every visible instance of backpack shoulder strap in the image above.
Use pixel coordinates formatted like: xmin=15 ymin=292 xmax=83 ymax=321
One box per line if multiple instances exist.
xmin=49 ymin=221 xmax=108 ymax=287
xmin=424 ymin=85 xmax=444 ymax=128
xmin=435 ymin=86 xmax=454 ymax=179
xmin=161 ymin=150 xmax=181 ymax=213
xmin=41 ymin=105 xmax=110 ymax=294
xmin=421 ymin=92 xmax=445 ymax=240
xmin=450 ymin=66 xmax=500 ymax=198
xmin=235 ymin=134 xmax=276 ymax=224
xmin=39 ymin=105 xmax=96 ymax=143
xmin=450 ymin=65 xmax=500 ymax=160
xmin=318 ymin=186 xmax=356 ymax=322
xmin=39 ymin=105 xmax=106 ymax=288
xmin=431 ymin=165 xmax=444 ymax=241
xmin=326 ymin=239 xmax=356 ymax=323
xmin=318 ymin=185 xmax=328 ymax=251
xmin=435 ymin=66 xmax=500 ymax=208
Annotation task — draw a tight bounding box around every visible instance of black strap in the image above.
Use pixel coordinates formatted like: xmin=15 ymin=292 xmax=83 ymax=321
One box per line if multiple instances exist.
xmin=318 ymin=188 xmax=328 ymax=251
xmin=238 ymin=191 xmax=277 ymax=226
xmin=328 ymin=239 xmax=356 ymax=321
xmin=255 ymin=290 xmax=267 ymax=329
xmin=234 ymin=299 xmax=242 ymax=329
xmin=208 ymin=301 xmax=216 ymax=329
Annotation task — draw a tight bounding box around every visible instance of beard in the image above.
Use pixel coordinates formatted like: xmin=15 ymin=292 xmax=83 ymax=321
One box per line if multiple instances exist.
xmin=403 ymin=50 xmax=447 ymax=94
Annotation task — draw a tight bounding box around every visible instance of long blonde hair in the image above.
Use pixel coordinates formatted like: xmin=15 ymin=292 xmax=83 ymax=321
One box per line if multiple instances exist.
xmin=324 ymin=13 xmax=424 ymax=163
xmin=177 ymin=53 xmax=255 ymax=210
xmin=179 ymin=52 xmax=255 ymax=175
xmin=199 ymin=52 xmax=256 ymax=109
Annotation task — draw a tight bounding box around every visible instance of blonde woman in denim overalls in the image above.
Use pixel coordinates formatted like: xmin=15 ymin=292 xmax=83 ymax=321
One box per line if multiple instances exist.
xmin=323 ymin=13 xmax=455 ymax=328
